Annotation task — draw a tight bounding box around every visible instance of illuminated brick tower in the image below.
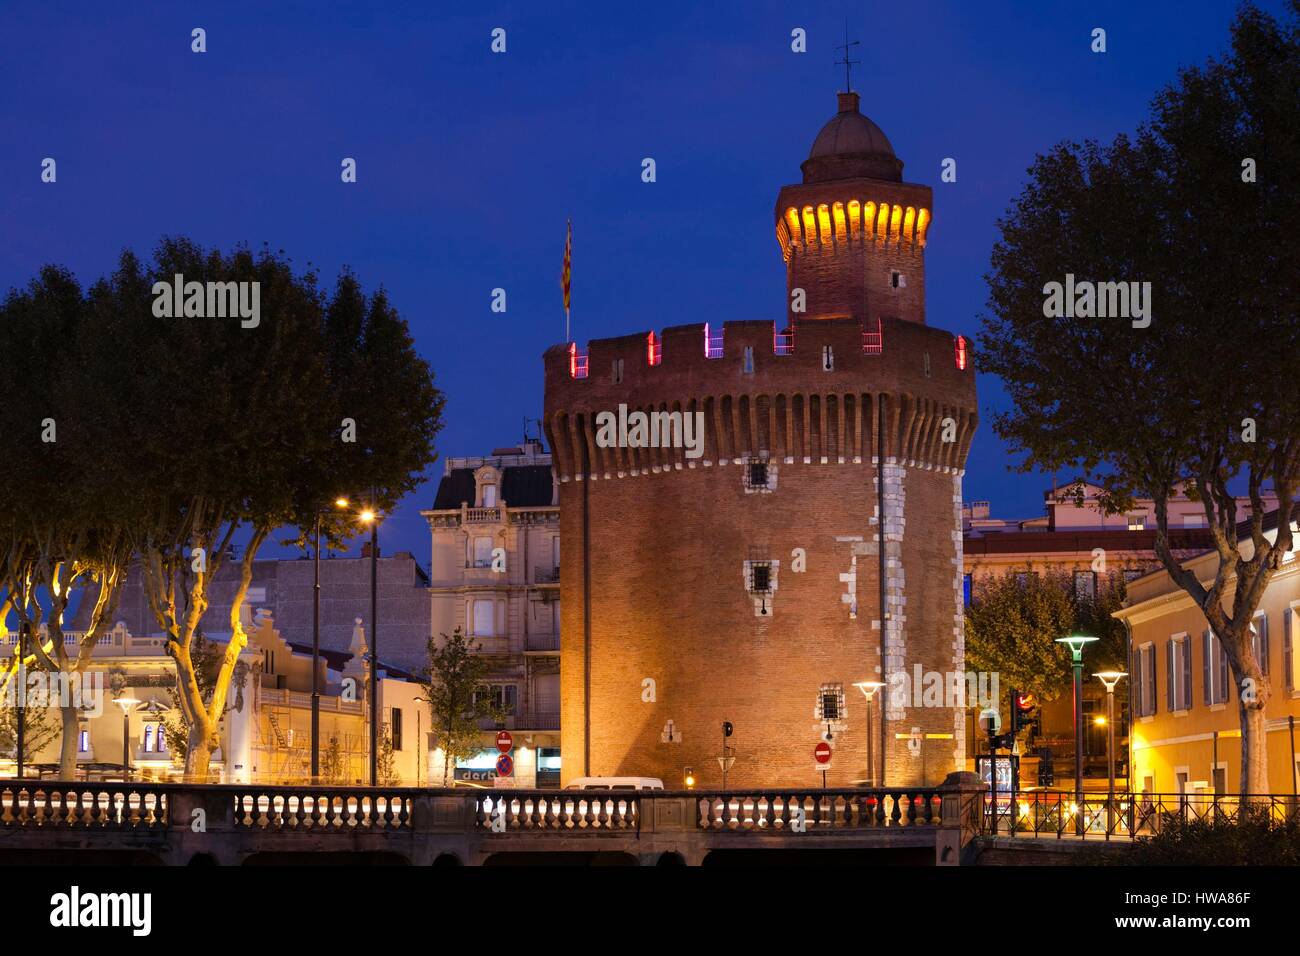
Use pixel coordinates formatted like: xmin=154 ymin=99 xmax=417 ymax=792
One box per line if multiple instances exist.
xmin=544 ymin=91 xmax=978 ymax=789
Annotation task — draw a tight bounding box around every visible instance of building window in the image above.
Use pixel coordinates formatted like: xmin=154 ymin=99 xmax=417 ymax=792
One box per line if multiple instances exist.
xmin=962 ymin=573 xmax=972 ymax=608
xmin=1073 ymin=570 xmax=1096 ymax=602
xmin=1182 ymin=514 xmax=1206 ymax=528
xmin=481 ymin=484 xmax=497 ymax=508
xmin=143 ymin=725 xmax=154 ymax=752
xmin=817 ymin=684 xmax=846 ymax=724
xmin=78 ymin=727 xmax=90 ymax=753
xmin=390 ymin=707 xmax=403 ymax=751
xmin=743 ymin=558 xmax=779 ymax=616
xmin=471 ymin=599 xmax=497 ymax=637
xmin=742 ymin=346 xmax=754 ymax=374
xmin=474 ymin=684 xmax=518 ymax=717
xmin=612 ymin=358 xmax=624 ymax=384
xmin=1249 ymin=613 xmax=1269 ymax=675
xmin=890 ymin=270 xmax=904 ymax=289
xmin=551 ymin=600 xmax=560 ymax=636
xmin=822 ymin=345 xmax=834 ymax=371
xmin=1126 ymin=513 xmax=1147 ymax=530
xmin=157 ymin=727 xmax=167 ymax=753
xmin=473 ymin=535 xmax=493 ymax=568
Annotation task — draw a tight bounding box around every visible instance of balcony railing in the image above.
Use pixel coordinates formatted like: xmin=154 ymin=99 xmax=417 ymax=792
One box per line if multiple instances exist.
xmin=476 ymin=709 xmax=560 ymax=732
xmin=466 ymin=508 xmax=500 ymax=522
xmin=525 ymin=632 xmax=560 ymax=653
xmin=533 ymin=566 xmax=560 ymax=584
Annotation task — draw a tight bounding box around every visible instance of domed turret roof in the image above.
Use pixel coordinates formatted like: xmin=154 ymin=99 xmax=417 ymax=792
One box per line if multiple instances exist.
xmin=801 ymin=91 xmax=903 ymax=184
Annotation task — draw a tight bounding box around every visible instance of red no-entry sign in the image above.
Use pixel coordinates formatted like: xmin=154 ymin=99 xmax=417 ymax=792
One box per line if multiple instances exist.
xmin=814 ymin=742 xmax=832 ymax=764
xmin=496 ymin=731 xmax=513 ymax=753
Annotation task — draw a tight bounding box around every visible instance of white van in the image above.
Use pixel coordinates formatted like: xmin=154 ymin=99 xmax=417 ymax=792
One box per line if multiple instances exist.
xmin=565 ymin=776 xmax=664 ymax=791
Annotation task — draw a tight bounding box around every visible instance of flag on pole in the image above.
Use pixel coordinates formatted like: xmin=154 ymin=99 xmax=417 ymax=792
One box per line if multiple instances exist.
xmin=561 ymin=219 xmax=572 ymax=312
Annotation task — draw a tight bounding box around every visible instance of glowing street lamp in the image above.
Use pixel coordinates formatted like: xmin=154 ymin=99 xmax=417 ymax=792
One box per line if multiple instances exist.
xmin=1094 ymin=670 xmax=1127 ymax=833
xmin=1056 ymin=635 xmax=1097 ymax=834
xmin=854 ymin=681 xmax=886 ymax=787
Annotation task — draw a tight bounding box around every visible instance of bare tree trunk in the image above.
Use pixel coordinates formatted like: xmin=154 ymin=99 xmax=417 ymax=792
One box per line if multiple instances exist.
xmin=185 ymin=721 xmax=215 ymax=783
xmin=1240 ymin=700 xmax=1271 ymax=800
xmin=57 ymin=704 xmax=80 ymax=779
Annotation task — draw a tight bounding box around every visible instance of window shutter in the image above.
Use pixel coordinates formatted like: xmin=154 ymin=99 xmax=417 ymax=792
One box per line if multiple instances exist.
xmin=1170 ymin=642 xmax=1180 ymax=712
xmin=1131 ymin=644 xmax=1142 ymax=716
xmin=1219 ymin=638 xmax=1229 ymax=704
xmin=1148 ymin=646 xmax=1158 ymax=716
xmin=1260 ymin=615 xmax=1270 ymax=676
xmin=1182 ymin=637 xmax=1192 ymax=710
xmin=1285 ymin=608 xmax=1295 ymax=692
xmin=1202 ymin=630 xmax=1211 ymax=706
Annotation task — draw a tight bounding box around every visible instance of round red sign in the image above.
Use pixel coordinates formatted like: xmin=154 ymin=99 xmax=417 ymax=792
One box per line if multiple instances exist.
xmin=814 ymin=742 xmax=832 ymax=764
xmin=496 ymin=753 xmax=514 ymax=777
xmin=496 ymin=731 xmax=513 ymax=753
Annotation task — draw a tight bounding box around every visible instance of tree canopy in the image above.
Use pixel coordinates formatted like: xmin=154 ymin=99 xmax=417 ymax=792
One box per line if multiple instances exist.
xmin=977 ymin=2 xmax=1300 ymax=793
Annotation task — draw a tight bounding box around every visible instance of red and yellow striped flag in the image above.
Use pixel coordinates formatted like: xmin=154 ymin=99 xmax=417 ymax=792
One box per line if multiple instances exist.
xmin=561 ymin=220 xmax=572 ymax=311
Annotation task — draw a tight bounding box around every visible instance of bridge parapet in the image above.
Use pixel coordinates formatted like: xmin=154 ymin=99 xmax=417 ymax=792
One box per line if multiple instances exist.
xmin=0 ymin=778 xmax=986 ymax=865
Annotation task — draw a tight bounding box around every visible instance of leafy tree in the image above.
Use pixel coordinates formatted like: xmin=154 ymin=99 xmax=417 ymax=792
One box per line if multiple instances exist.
xmin=965 ymin=567 xmax=1078 ymax=703
xmin=421 ymin=628 xmax=503 ymax=786
xmin=0 ymin=695 xmax=60 ymax=764
xmin=376 ymin=726 xmax=399 ymax=787
xmin=0 ymin=267 xmax=133 ymax=778
xmin=82 ymin=237 xmax=444 ymax=782
xmin=320 ymin=735 xmax=348 ymax=784
xmin=976 ymin=3 xmax=1300 ymax=794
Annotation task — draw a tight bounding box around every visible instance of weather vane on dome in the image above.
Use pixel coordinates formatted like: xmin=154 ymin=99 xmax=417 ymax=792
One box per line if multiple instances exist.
xmin=833 ymin=19 xmax=861 ymax=93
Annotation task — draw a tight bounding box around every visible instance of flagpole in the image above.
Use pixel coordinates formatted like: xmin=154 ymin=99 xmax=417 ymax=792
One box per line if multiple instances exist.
xmin=566 ymin=307 xmax=571 ymax=344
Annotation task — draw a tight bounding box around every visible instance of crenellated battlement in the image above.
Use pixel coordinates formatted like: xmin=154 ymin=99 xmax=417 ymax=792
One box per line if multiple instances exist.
xmin=542 ymin=317 xmax=976 ymax=481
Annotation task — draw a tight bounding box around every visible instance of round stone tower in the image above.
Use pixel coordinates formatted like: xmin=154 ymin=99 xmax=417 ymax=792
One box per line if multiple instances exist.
xmin=545 ymin=92 xmax=978 ymax=790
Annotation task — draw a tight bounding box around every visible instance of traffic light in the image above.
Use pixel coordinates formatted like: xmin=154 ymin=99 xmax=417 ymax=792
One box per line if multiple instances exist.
xmin=1037 ymin=747 xmax=1055 ymax=786
xmin=1012 ymin=692 xmax=1036 ymax=736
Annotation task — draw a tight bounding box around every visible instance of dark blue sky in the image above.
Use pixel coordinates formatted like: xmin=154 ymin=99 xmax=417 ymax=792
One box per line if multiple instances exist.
xmin=1 ymin=0 xmax=1273 ymax=564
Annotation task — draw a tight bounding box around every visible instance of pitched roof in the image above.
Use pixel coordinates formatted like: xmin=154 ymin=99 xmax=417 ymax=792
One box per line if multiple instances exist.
xmin=431 ymin=464 xmax=554 ymax=510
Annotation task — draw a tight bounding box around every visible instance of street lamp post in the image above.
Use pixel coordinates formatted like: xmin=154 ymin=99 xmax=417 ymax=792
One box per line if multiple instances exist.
xmin=15 ymin=622 xmax=27 ymax=779
xmin=1094 ymin=671 xmax=1127 ymax=835
xmin=311 ymin=498 xmax=351 ymax=783
xmin=359 ymin=498 xmax=380 ymax=787
xmin=854 ymin=681 xmax=886 ymax=788
xmin=1056 ymin=635 xmax=1097 ymax=835
xmin=112 ymin=695 xmax=141 ymax=782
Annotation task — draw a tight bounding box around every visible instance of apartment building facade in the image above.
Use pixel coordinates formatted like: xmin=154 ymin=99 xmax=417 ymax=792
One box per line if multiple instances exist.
xmin=422 ymin=439 xmax=562 ymax=787
xmin=1115 ymin=511 xmax=1300 ymax=796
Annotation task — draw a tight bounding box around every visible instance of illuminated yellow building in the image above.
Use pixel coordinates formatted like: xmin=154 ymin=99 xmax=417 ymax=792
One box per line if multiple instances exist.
xmin=1115 ymin=511 xmax=1300 ymax=796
